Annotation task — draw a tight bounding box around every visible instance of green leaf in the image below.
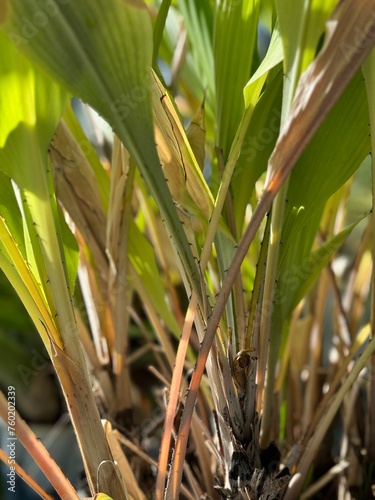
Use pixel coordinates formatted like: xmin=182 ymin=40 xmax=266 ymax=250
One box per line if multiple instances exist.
xmin=281 ymin=70 xmax=370 ymax=262
xmin=244 ymin=24 xmax=284 ymax=108
xmin=0 ymin=34 xmax=66 ymax=172
xmin=0 ymin=171 xmax=25 ymax=258
xmin=275 ymin=213 xmax=369 ymax=328
xmin=273 ymin=70 xmax=370 ymax=325
xmin=0 ymin=211 xmax=58 ymax=350
xmin=2 ymin=0 xmax=203 ymax=305
xmin=129 ymin=220 xmax=180 ymax=338
xmin=179 ymin=0 xmax=215 ymax=107
xmin=0 ymin=31 xmax=80 ymax=336
xmin=214 ymin=0 xmax=260 ymax=158
xmin=233 ymin=70 xmax=283 ymax=234
xmin=152 ymin=0 xmax=172 ymax=67
xmin=300 ymin=0 xmax=340 ymax=71
xmin=275 ymin=0 xmax=338 ymax=110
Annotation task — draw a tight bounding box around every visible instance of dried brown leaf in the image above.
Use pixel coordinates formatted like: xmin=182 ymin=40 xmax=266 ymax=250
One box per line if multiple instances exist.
xmin=186 ymin=98 xmax=206 ymax=171
xmin=266 ymin=0 xmax=375 ymax=193
xmin=50 ymin=121 xmax=108 ymax=278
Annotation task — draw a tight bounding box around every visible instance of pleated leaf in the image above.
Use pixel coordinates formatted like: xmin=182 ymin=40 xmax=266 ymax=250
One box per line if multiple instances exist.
xmin=275 ymin=215 xmax=368 ymax=322
xmin=0 ymin=31 xmax=78 ymax=342
xmin=1 ymin=0 xmax=203 ymax=304
xmin=179 ymin=0 xmax=215 ymax=107
xmin=275 ymin=0 xmax=338 ymax=109
xmin=214 ymin=0 xmax=260 ymax=158
xmin=281 ymin=70 xmax=370 ymax=265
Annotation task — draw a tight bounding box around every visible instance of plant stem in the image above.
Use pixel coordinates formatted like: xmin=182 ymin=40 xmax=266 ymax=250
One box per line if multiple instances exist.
xmin=363 ymin=47 xmax=375 ymax=461
xmin=259 ymin=0 xmax=307 ymax=443
xmin=285 ymin=336 xmax=375 ymax=498
xmin=0 ymin=391 xmax=80 ymax=499
xmin=258 ymin=180 xmax=288 ymax=439
xmin=25 ymin=147 xmax=127 ymax=498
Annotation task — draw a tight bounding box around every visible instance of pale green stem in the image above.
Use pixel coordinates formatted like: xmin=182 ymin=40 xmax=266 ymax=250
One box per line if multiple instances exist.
xmin=363 ymin=47 xmax=375 ymax=460
xmin=25 ymin=144 xmax=127 ymax=498
xmin=258 ymin=179 xmax=288 ymax=432
xmin=163 ymin=96 xmax=256 ymax=500
xmin=259 ymin=0 xmax=309 ymax=444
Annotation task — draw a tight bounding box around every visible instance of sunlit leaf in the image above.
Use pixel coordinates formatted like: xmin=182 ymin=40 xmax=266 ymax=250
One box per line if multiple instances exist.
xmin=1 ymin=0 xmax=203 ymax=305
xmin=215 ymin=0 xmax=260 ymax=158
xmin=179 ymin=0 xmax=214 ymax=106
xmin=244 ymin=24 xmax=283 ymax=108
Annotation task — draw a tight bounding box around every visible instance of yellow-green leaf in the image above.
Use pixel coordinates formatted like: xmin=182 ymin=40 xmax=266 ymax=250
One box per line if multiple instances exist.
xmin=2 ymin=0 xmax=203 ymax=306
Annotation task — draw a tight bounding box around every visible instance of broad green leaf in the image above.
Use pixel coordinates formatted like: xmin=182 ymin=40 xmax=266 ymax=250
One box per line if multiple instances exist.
xmin=264 ymin=0 xmax=375 ymax=200
xmin=271 ymin=69 xmax=370 ymax=328
xmin=0 ymin=35 xmax=66 ymax=168
xmin=233 ymin=70 xmax=283 ymax=235
xmin=275 ymin=215 xmax=368 ymax=321
xmin=301 ymin=0 xmax=340 ymax=71
xmin=244 ymin=25 xmax=283 ymax=108
xmin=232 ymin=23 xmax=284 ymax=237
xmin=0 ymin=32 xmax=79 ymax=342
xmin=275 ymin=0 xmax=338 ymax=111
xmin=214 ymin=0 xmax=260 ymax=158
xmin=179 ymin=0 xmax=215 ymax=107
xmin=1 ymin=0 xmax=203 ymax=306
xmin=281 ymin=70 xmax=370 ymax=261
xmin=275 ymin=0 xmax=308 ymax=78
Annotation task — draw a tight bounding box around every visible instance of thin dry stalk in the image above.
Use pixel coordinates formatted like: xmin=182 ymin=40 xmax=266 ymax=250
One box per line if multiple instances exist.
xmin=0 ymin=392 xmax=79 ymax=499
xmin=0 ymin=448 xmax=54 ymax=500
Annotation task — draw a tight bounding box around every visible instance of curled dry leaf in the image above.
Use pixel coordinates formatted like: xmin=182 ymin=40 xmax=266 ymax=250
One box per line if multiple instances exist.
xmin=50 ymin=120 xmax=108 ymax=278
xmin=186 ymin=97 xmax=206 ymax=171
xmin=266 ymin=0 xmax=375 ymax=193
xmin=103 ymin=419 xmax=145 ymax=500
xmin=152 ymin=71 xmax=213 ymax=224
